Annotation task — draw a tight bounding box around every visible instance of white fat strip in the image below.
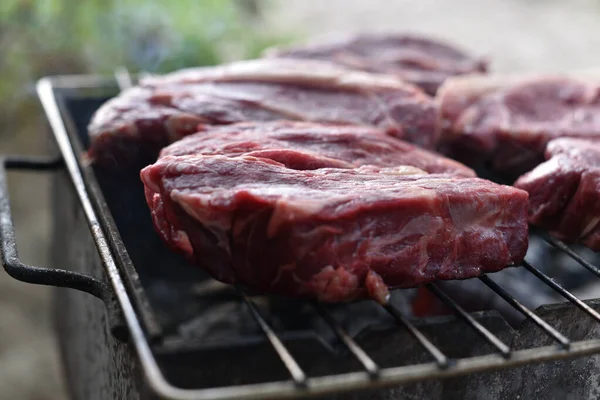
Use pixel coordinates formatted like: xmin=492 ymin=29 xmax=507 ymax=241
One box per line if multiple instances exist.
xmin=449 ymin=201 xmax=484 ymax=228
xmin=377 ymin=165 xmax=427 ymax=176
xmin=149 ymin=58 xmax=409 ymax=92
xmin=174 ymin=161 xmax=192 ymax=173
xmin=267 ymin=197 xmax=328 ymax=238
xmin=390 ymin=176 xmax=455 ymax=185
xmin=366 ymin=216 xmax=441 ymax=272
xmin=519 ymin=157 xmax=561 ymax=183
xmin=195 ymin=83 xmax=311 ymax=121
xmin=581 ymin=216 xmax=600 ymax=238
xmin=171 ymin=190 xmax=224 ymax=226
xmin=219 ymin=59 xmax=408 ymax=91
xmin=571 ymin=109 xmax=590 ymax=124
xmin=398 ymin=215 xmax=444 ymax=237
xmin=396 ymin=186 xmax=438 ymax=205
xmin=170 ymin=190 xmax=233 ymax=255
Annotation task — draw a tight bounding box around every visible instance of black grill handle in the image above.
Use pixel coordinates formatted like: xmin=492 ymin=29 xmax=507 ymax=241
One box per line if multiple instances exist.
xmin=0 ymin=156 xmax=126 ymax=340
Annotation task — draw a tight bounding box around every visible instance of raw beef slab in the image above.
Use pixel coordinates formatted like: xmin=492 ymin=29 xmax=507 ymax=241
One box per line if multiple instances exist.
xmin=160 ymin=121 xmax=475 ymax=176
xmin=436 ymin=73 xmax=600 ymax=176
xmin=88 ymin=58 xmax=436 ymax=168
xmin=264 ymin=33 xmax=487 ymax=95
xmin=515 ymin=138 xmax=600 ymax=250
xmin=141 ymin=155 xmax=529 ymax=303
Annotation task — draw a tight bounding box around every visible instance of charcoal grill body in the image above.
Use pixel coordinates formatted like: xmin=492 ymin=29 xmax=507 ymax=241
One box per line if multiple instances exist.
xmin=2 ymin=75 xmax=600 ymax=399
xmin=52 ymin=168 xmax=144 ymax=400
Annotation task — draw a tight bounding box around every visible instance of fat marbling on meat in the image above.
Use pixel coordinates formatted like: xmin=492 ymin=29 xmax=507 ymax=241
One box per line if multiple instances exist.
xmin=141 ymin=154 xmax=529 ymax=303
xmin=87 ymin=58 xmax=437 ymax=168
xmin=160 ymin=120 xmax=475 ymax=176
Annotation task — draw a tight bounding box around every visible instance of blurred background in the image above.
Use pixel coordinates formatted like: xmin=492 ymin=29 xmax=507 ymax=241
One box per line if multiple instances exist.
xmin=2 ymin=0 xmax=600 ymax=398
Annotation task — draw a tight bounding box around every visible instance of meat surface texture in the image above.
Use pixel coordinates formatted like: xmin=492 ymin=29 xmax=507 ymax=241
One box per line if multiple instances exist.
xmin=515 ymin=138 xmax=600 ymax=250
xmin=264 ymin=33 xmax=487 ymax=95
xmin=436 ymin=73 xmax=600 ymax=177
xmin=141 ymin=155 xmax=529 ymax=303
xmin=88 ymin=58 xmax=437 ymax=168
xmin=160 ymin=121 xmax=476 ymax=176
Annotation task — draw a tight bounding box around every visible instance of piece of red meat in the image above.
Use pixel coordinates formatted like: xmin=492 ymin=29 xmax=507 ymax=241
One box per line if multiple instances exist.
xmin=436 ymin=73 xmax=600 ymax=177
xmin=515 ymin=138 xmax=600 ymax=250
xmin=160 ymin=121 xmax=475 ymax=176
xmin=140 ymin=155 xmax=529 ymax=303
xmin=264 ymin=33 xmax=487 ymax=95
xmin=88 ymin=58 xmax=437 ymax=168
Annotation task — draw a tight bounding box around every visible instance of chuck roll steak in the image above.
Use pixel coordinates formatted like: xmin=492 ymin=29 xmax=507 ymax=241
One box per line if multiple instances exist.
xmin=88 ymin=58 xmax=437 ymax=168
xmin=436 ymin=73 xmax=600 ymax=176
xmin=160 ymin=121 xmax=476 ymax=176
xmin=141 ymin=155 xmax=529 ymax=303
xmin=515 ymin=138 xmax=600 ymax=250
xmin=264 ymin=33 xmax=487 ymax=95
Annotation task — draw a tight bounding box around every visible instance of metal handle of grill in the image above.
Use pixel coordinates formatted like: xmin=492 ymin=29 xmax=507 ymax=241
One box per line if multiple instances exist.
xmin=0 ymin=155 xmax=126 ymax=340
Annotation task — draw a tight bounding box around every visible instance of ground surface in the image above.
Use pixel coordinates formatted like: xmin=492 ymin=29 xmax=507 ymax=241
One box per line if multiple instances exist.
xmin=3 ymin=0 xmax=600 ymax=399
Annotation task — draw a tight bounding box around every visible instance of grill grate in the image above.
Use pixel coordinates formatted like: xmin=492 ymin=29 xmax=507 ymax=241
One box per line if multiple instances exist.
xmin=312 ymin=301 xmax=381 ymax=377
xmin=237 ymin=237 xmax=600 ymax=386
xmin=382 ymin=302 xmax=450 ymax=368
xmin=426 ymin=282 xmax=512 ymax=356
xmin=241 ymin=292 xmax=308 ymax=386
xmin=478 ymin=274 xmax=570 ymax=347
xmin=35 ymin=74 xmax=600 ymax=400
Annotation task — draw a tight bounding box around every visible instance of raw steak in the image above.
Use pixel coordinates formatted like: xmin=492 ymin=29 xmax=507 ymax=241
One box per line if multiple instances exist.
xmin=88 ymin=59 xmax=436 ymax=168
xmin=160 ymin=121 xmax=475 ymax=176
xmin=141 ymin=154 xmax=529 ymax=303
xmin=515 ymin=138 xmax=600 ymax=250
xmin=264 ymin=33 xmax=487 ymax=95
xmin=436 ymin=73 xmax=600 ymax=176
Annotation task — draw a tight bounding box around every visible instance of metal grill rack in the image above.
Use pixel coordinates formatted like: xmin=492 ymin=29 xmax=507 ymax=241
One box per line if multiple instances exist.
xmin=20 ymin=74 xmax=600 ymax=400
xmin=235 ymin=240 xmax=600 ymax=397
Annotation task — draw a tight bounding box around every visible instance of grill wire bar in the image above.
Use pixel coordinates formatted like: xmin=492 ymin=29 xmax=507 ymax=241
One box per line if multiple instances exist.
xmin=240 ymin=291 xmax=308 ymax=387
xmin=545 ymin=236 xmax=600 ymax=278
xmin=478 ymin=275 xmax=570 ymax=348
xmin=426 ymin=283 xmax=511 ymax=357
xmin=312 ymin=302 xmax=381 ymax=377
xmin=522 ymin=260 xmax=600 ymax=324
xmin=382 ymin=302 xmax=449 ymax=368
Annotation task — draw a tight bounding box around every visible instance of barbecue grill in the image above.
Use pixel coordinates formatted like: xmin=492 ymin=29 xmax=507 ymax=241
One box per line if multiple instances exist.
xmin=3 ymin=73 xmax=600 ymax=399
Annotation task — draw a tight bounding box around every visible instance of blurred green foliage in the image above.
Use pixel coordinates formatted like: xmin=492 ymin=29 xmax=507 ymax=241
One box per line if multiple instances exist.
xmin=0 ymin=0 xmax=294 ymax=147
